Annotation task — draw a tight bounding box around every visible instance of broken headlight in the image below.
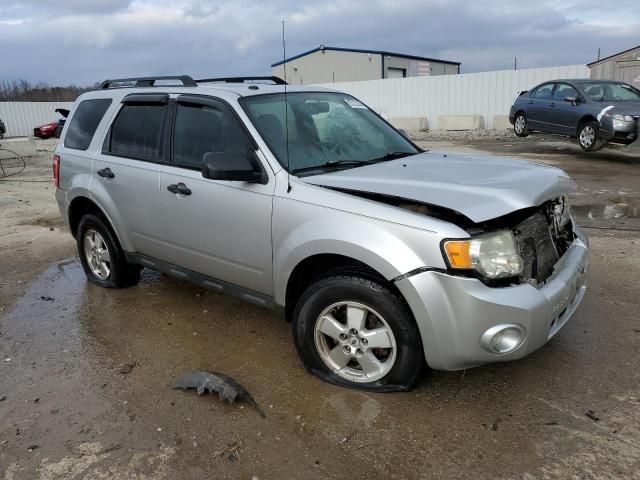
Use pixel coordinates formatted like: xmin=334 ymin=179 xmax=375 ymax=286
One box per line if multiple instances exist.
xmin=443 ymin=231 xmax=524 ymax=279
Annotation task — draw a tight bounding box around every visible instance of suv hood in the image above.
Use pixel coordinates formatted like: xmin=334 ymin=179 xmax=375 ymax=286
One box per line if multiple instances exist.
xmin=302 ymin=152 xmax=576 ymax=223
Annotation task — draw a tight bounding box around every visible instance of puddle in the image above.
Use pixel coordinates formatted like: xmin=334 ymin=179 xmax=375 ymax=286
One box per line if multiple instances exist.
xmin=572 ymin=201 xmax=639 ymax=220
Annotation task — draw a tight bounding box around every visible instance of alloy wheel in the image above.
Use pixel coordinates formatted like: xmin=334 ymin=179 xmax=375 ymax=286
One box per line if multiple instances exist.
xmin=314 ymin=301 xmax=397 ymax=383
xmin=83 ymin=229 xmax=111 ymax=280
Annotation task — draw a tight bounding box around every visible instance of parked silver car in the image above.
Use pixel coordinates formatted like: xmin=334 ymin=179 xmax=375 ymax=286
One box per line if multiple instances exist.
xmin=54 ymin=75 xmax=589 ymax=391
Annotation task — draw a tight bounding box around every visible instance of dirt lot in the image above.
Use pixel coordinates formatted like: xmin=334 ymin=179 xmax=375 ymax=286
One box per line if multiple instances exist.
xmin=1 ymin=136 xmax=639 ymax=479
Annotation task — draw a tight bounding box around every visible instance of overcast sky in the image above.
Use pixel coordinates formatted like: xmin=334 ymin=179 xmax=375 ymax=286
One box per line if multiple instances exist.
xmin=1 ymin=0 xmax=639 ymax=86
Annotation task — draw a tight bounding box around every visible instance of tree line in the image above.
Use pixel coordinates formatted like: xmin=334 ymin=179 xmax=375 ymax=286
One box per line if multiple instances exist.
xmin=0 ymin=79 xmax=97 ymax=102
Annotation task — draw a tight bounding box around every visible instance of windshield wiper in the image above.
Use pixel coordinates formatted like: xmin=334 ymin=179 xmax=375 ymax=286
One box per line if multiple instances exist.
xmin=290 ymin=152 xmax=416 ymax=175
xmin=291 ymin=160 xmax=377 ymax=175
xmin=368 ymin=151 xmax=416 ymax=162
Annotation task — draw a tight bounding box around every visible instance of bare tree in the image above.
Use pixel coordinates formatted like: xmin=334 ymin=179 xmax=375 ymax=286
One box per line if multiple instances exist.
xmin=0 ymin=79 xmax=96 ymax=102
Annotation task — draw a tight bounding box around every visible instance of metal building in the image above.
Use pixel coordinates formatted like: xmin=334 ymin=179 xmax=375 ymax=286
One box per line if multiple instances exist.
xmin=588 ymin=45 xmax=640 ymax=87
xmin=271 ymin=46 xmax=460 ymax=85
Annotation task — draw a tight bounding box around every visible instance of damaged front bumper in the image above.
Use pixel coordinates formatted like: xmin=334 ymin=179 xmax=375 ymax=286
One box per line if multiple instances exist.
xmin=600 ymin=116 xmax=639 ymax=145
xmin=395 ymin=227 xmax=589 ymax=371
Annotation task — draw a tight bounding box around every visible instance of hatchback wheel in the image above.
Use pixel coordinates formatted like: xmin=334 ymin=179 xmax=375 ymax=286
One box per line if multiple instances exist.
xmin=513 ymin=113 xmax=529 ymax=137
xmin=292 ymin=274 xmax=424 ymax=391
xmin=578 ymin=121 xmax=601 ymax=152
xmin=77 ymin=214 xmax=141 ymax=288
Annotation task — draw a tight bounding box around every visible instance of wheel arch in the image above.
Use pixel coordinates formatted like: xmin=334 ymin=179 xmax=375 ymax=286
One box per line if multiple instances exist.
xmin=67 ymin=195 xmax=127 ymax=251
xmin=576 ymin=115 xmax=598 ymax=136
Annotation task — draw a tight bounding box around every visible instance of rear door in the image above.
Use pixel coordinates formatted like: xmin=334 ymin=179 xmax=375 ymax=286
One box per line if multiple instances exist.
xmin=92 ymin=94 xmax=170 ymax=261
xmin=527 ymin=83 xmax=556 ymax=131
xmin=160 ymin=95 xmax=274 ymax=295
xmin=551 ymin=83 xmax=584 ymax=135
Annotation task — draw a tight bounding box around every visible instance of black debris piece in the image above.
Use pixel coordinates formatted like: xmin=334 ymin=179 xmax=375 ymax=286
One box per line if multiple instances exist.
xmin=39 ymin=296 xmax=54 ymax=302
xmin=171 ymin=370 xmax=265 ymax=418
xmin=585 ymin=410 xmax=600 ymax=422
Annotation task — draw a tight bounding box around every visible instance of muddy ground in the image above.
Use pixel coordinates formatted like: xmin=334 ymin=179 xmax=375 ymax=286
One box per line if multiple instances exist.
xmin=1 ymin=136 xmax=639 ymax=479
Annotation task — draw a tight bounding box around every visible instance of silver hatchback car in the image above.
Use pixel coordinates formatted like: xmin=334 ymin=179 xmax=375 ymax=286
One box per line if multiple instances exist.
xmin=54 ymin=75 xmax=589 ymax=391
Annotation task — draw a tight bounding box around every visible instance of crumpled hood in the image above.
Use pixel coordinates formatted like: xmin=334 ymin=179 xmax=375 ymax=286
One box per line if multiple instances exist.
xmin=302 ymin=152 xmax=576 ymax=223
xmin=601 ymin=101 xmax=640 ymax=117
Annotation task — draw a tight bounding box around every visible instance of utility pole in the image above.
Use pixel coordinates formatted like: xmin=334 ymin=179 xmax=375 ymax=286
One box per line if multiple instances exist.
xmin=514 ymin=57 xmax=517 ymax=71
xmin=597 ymin=48 xmax=601 ymax=61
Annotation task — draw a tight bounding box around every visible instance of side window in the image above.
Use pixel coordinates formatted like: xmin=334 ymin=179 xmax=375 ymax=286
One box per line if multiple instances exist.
xmin=554 ymin=83 xmax=579 ymax=101
xmin=173 ymin=100 xmax=253 ymax=169
xmin=105 ymin=104 xmax=165 ymax=160
xmin=64 ymin=99 xmax=112 ymax=150
xmin=532 ymin=84 xmax=554 ymax=100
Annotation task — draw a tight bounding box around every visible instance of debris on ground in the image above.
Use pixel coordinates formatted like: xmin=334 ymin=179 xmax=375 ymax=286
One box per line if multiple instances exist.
xmin=39 ymin=296 xmax=54 ymax=301
xmin=213 ymin=436 xmax=242 ymax=462
xmin=492 ymin=418 xmax=502 ymax=431
xmin=171 ymin=370 xmax=266 ymax=417
xmin=118 ymin=362 xmax=136 ymax=374
xmin=338 ymin=431 xmax=356 ymax=445
xmin=27 ymin=445 xmax=38 ymax=452
xmin=585 ymin=410 xmax=600 ymax=422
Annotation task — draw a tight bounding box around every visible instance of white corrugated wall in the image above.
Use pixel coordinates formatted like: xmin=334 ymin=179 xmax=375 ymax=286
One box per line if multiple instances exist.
xmin=316 ymin=64 xmax=590 ymax=129
xmin=0 ymin=102 xmax=74 ymax=137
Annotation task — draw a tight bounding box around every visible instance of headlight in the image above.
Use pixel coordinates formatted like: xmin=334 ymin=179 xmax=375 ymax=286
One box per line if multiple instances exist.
xmin=610 ymin=114 xmax=634 ymax=122
xmin=443 ymin=231 xmax=524 ymax=279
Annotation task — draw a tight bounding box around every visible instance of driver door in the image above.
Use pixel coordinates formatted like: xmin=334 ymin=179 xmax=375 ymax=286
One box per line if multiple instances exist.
xmin=160 ymin=95 xmax=275 ymax=295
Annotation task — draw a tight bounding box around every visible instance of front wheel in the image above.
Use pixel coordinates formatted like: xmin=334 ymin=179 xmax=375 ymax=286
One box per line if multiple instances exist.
xmin=77 ymin=214 xmax=141 ymax=288
xmin=578 ymin=121 xmax=602 ymax=152
xmin=292 ymin=275 xmax=424 ymax=392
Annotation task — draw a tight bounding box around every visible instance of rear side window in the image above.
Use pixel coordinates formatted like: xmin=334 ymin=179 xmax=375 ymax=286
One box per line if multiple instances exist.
xmin=106 ymin=104 xmax=166 ymax=160
xmin=64 ymin=99 xmax=112 ymax=150
xmin=532 ymin=84 xmax=554 ymax=100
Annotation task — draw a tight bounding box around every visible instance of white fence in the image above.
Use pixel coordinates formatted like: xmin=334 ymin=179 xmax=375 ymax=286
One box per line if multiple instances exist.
xmin=0 ymin=102 xmax=73 ymax=137
xmin=317 ymin=64 xmax=590 ymax=129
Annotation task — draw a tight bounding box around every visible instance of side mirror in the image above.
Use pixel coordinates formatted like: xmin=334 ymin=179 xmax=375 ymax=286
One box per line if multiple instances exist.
xmin=564 ymin=96 xmax=580 ymax=104
xmin=202 ymin=150 xmax=266 ymax=184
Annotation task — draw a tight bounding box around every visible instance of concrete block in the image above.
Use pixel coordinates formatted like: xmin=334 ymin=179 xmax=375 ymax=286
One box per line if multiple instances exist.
xmin=0 ymin=138 xmax=37 ymax=158
xmin=438 ymin=115 xmax=484 ymax=131
xmin=492 ymin=115 xmax=512 ymax=130
xmin=387 ymin=116 xmax=428 ymax=131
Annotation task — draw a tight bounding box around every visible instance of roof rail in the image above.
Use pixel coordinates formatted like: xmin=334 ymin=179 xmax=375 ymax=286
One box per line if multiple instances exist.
xmin=196 ymin=76 xmax=288 ymax=85
xmin=98 ymin=75 xmax=197 ymax=89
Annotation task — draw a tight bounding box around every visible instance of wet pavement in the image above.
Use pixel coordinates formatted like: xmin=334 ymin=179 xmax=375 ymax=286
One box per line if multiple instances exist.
xmin=1 ymin=138 xmax=640 ymax=479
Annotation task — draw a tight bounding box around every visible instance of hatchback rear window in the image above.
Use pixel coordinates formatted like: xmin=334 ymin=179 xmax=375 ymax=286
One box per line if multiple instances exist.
xmin=106 ymin=104 xmax=165 ymax=160
xmin=63 ymin=99 xmax=112 ymax=150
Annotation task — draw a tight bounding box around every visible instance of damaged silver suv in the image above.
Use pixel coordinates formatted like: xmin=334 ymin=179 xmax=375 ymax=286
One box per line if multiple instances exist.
xmin=54 ymin=75 xmax=589 ymax=391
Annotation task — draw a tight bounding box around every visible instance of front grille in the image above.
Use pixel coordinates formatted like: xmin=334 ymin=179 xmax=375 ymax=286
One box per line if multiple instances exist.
xmin=513 ymin=212 xmax=560 ymax=284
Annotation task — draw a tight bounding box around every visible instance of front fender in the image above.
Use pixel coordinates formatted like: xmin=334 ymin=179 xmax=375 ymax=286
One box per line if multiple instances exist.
xmin=273 ymin=201 xmax=444 ymax=306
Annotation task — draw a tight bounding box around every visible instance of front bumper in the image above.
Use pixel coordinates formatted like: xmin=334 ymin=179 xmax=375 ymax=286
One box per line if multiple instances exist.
xmin=396 ymin=229 xmax=589 ymax=371
xmin=600 ymin=117 xmax=639 ymax=145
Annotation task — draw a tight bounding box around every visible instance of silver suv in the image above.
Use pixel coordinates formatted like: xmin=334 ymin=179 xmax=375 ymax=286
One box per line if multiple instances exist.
xmin=54 ymin=75 xmax=589 ymax=391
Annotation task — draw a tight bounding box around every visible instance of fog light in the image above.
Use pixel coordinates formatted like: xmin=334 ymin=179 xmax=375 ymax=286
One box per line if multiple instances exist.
xmin=480 ymin=324 xmax=525 ymax=354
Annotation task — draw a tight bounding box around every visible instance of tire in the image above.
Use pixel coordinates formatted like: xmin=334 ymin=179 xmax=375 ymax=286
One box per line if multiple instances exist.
xmin=578 ymin=121 xmax=602 ymax=152
xmin=76 ymin=214 xmax=141 ymax=288
xmin=292 ymin=274 xmax=424 ymax=392
xmin=513 ymin=112 xmax=530 ymax=137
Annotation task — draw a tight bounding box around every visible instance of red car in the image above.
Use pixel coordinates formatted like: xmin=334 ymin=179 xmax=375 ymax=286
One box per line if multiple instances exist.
xmin=33 ymin=109 xmax=69 ymax=139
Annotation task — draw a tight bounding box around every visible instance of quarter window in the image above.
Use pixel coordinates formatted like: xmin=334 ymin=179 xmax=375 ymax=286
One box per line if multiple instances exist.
xmin=173 ymin=100 xmax=252 ymax=169
xmin=105 ymin=104 xmax=165 ymax=160
xmin=532 ymin=84 xmax=554 ymax=100
xmin=63 ymin=99 xmax=112 ymax=150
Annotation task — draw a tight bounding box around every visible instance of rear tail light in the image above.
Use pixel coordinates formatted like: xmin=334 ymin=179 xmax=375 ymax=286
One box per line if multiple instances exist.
xmin=53 ymin=154 xmax=60 ymax=188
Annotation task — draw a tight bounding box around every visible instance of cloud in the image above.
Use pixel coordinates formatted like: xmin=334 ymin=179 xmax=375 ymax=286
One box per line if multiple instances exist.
xmin=0 ymin=0 xmax=638 ymax=85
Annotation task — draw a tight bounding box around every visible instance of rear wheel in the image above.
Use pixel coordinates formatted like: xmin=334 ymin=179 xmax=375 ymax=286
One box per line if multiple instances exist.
xmin=292 ymin=274 xmax=424 ymax=391
xmin=77 ymin=214 xmax=141 ymax=288
xmin=513 ymin=113 xmax=530 ymax=137
xmin=578 ymin=121 xmax=602 ymax=152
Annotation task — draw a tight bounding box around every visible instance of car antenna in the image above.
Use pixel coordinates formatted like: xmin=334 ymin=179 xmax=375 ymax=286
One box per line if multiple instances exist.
xmin=282 ymin=19 xmax=292 ymax=193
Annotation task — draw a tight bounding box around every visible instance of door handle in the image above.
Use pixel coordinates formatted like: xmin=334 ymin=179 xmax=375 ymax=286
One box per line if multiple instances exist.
xmin=548 ymin=103 xmax=555 ymax=107
xmin=528 ymin=100 xmax=534 ymax=104
xmin=167 ymin=182 xmax=192 ymax=196
xmin=97 ymin=168 xmax=115 ymax=179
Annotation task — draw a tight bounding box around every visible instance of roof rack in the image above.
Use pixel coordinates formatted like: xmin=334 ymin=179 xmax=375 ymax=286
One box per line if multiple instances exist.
xmin=98 ymin=75 xmax=197 ymax=89
xmin=196 ymin=76 xmax=288 ymax=85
